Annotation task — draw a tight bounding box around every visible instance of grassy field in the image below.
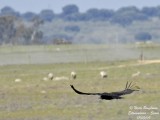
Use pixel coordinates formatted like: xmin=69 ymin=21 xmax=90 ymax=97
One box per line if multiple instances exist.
xmin=0 ymin=44 xmax=160 ymax=120
xmin=0 ymin=44 xmax=160 ymax=65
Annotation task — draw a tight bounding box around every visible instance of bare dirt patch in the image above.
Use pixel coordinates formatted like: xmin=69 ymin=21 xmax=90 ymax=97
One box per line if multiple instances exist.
xmin=138 ymin=60 xmax=160 ymax=65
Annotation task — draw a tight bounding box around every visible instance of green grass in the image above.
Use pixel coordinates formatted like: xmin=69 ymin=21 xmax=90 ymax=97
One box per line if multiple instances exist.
xmin=0 ymin=60 xmax=160 ymax=120
xmin=0 ymin=44 xmax=160 ymax=120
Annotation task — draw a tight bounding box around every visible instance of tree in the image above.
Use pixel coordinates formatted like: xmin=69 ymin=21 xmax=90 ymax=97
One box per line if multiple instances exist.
xmin=84 ymin=8 xmax=114 ymax=21
xmin=117 ymin=6 xmax=139 ymax=14
xmin=0 ymin=6 xmax=20 ymax=17
xmin=62 ymin=4 xmax=79 ymax=15
xmin=30 ymin=17 xmax=44 ymax=44
xmin=60 ymin=4 xmax=80 ymax=21
xmin=30 ymin=30 xmax=43 ymax=44
xmin=111 ymin=6 xmax=147 ymax=26
xmin=21 ymin=12 xmax=37 ymax=21
xmin=98 ymin=9 xmax=114 ymax=20
xmin=14 ymin=18 xmax=43 ymax=45
xmin=14 ymin=23 xmax=27 ymax=44
xmin=39 ymin=9 xmax=54 ymax=22
xmin=0 ymin=16 xmax=16 ymax=44
xmin=64 ymin=25 xmax=80 ymax=32
xmin=135 ymin=32 xmax=152 ymax=42
xmin=142 ymin=7 xmax=159 ymax=17
xmin=111 ymin=13 xmax=133 ymax=26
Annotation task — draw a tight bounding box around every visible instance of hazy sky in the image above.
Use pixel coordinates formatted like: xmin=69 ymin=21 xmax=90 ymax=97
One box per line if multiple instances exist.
xmin=0 ymin=0 xmax=160 ymax=13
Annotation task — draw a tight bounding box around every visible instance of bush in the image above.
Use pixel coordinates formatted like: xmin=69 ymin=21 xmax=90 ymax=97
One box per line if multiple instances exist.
xmin=64 ymin=25 xmax=80 ymax=32
xmin=135 ymin=32 xmax=152 ymax=41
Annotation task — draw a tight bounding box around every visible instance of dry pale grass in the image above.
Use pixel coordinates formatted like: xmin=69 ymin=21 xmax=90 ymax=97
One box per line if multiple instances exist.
xmin=0 ymin=60 xmax=160 ymax=120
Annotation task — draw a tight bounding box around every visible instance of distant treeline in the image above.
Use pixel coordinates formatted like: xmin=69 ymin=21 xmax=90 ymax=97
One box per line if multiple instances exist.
xmin=0 ymin=4 xmax=159 ymax=45
xmin=1 ymin=5 xmax=160 ymax=25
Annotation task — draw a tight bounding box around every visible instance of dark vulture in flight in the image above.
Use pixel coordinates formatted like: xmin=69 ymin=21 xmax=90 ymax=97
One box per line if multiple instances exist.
xmin=70 ymin=81 xmax=140 ymax=100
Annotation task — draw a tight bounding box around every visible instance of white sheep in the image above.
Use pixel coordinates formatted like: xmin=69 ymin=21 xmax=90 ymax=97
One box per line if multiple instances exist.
xmin=14 ymin=78 xmax=22 ymax=82
xmin=53 ymin=76 xmax=69 ymax=81
xmin=43 ymin=77 xmax=48 ymax=81
xmin=48 ymin=73 xmax=54 ymax=80
xmin=40 ymin=90 xmax=46 ymax=94
xmin=71 ymin=71 xmax=77 ymax=79
xmin=100 ymin=71 xmax=107 ymax=78
xmin=132 ymin=71 xmax=140 ymax=77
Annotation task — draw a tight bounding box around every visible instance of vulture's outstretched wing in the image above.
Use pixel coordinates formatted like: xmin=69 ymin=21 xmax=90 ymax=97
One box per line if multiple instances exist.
xmin=111 ymin=81 xmax=140 ymax=96
xmin=70 ymin=85 xmax=101 ymax=95
xmin=70 ymin=81 xmax=140 ymax=100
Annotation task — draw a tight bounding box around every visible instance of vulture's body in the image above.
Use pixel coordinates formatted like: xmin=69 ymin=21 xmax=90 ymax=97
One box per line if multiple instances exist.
xmin=70 ymin=81 xmax=140 ymax=100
